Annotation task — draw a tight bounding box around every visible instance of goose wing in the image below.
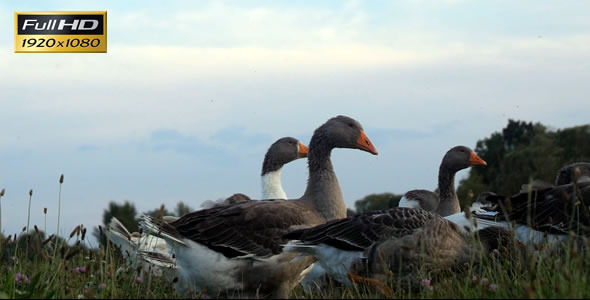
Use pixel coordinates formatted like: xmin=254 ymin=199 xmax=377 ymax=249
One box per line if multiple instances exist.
xmin=476 ymin=181 xmax=590 ymax=235
xmin=284 ymin=207 xmax=438 ymax=251
xmin=147 ymin=199 xmax=320 ymax=258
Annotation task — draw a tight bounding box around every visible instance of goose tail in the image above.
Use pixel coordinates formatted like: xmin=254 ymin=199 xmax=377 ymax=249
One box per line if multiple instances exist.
xmin=108 ymin=217 xmax=138 ymax=258
xmin=139 ymin=214 xmax=186 ymax=246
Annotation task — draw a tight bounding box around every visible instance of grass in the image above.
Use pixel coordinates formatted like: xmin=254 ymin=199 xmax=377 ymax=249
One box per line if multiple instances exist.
xmin=2 ymin=176 xmax=590 ymax=299
xmin=0 ymin=215 xmax=179 ymax=299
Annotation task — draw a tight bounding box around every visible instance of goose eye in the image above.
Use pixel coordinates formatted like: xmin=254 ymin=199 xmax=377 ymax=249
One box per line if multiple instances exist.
xmin=348 ymin=123 xmax=354 ymax=128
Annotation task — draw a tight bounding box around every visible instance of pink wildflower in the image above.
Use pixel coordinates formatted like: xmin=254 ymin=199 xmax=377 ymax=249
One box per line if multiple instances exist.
xmin=489 ymin=283 xmax=498 ymax=292
xmin=480 ymin=278 xmax=489 ymax=286
xmin=15 ymin=273 xmax=30 ymax=285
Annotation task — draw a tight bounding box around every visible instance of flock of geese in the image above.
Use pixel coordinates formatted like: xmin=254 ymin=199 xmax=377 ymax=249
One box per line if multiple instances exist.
xmin=107 ymin=115 xmax=590 ymax=298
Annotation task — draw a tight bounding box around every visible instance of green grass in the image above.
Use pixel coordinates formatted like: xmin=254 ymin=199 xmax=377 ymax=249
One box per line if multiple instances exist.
xmin=3 ymin=227 xmax=590 ymax=299
xmin=0 ymin=231 xmax=178 ymax=299
xmin=2 ymin=176 xmax=590 ymax=299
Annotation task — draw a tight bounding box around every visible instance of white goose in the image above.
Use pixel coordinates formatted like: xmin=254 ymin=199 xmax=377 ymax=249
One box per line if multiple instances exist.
xmin=107 ymin=137 xmax=308 ymax=276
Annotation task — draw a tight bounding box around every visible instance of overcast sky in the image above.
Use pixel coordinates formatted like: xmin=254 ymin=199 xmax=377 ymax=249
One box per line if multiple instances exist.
xmin=1 ymin=0 xmax=589 ymax=245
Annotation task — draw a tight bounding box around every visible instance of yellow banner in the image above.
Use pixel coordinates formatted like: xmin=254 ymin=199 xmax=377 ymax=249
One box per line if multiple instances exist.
xmin=14 ymin=11 xmax=107 ymax=53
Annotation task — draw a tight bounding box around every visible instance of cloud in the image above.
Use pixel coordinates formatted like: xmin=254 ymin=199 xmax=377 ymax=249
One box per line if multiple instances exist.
xmin=1 ymin=32 xmax=589 ymax=151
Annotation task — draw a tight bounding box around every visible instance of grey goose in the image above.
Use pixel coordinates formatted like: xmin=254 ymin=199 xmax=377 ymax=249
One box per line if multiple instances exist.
xmin=200 ymin=136 xmax=309 ymax=208
xmin=398 ymin=146 xmax=487 ymax=216
xmin=284 ymin=207 xmax=516 ymax=294
xmin=517 ymin=162 xmax=590 ymax=193
xmin=555 ymin=162 xmax=590 ymax=185
xmin=108 ymin=136 xmax=308 ymax=278
xmin=140 ymin=115 xmax=378 ymax=298
xmin=447 ymin=176 xmax=590 ymax=248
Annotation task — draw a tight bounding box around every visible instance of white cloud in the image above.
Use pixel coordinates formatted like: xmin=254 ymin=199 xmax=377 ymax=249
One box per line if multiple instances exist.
xmin=1 ymin=32 xmax=589 ymax=150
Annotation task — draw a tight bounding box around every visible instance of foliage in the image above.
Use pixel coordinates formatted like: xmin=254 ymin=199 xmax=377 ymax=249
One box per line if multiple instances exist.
xmin=456 ymin=120 xmax=590 ymax=208
xmin=354 ymin=193 xmax=403 ymax=214
xmin=92 ymin=200 xmax=196 ymax=247
xmin=0 ymin=227 xmax=177 ymax=299
xmin=174 ymin=201 xmax=193 ymax=217
xmin=4 ymin=204 xmax=590 ymax=299
xmin=101 ymin=201 xmax=139 ymax=233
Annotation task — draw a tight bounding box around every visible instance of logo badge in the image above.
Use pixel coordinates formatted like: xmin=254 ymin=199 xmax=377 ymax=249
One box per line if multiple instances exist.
xmin=15 ymin=11 xmax=107 ymax=53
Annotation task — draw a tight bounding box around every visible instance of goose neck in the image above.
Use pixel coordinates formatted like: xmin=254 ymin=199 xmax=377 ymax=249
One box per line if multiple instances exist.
xmin=261 ymin=169 xmax=287 ymax=200
xmin=301 ymin=136 xmax=346 ymax=221
xmin=436 ymin=164 xmax=461 ymax=216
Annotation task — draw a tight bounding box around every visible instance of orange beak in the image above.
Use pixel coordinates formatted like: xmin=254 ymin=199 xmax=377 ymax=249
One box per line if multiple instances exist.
xmin=356 ymin=130 xmax=378 ymax=155
xmin=469 ymin=152 xmax=487 ymax=166
xmin=298 ymin=142 xmax=308 ymax=158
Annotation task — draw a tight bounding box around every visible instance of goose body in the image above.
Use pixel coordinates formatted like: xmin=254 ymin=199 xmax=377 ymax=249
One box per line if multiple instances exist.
xmin=284 ymin=207 xmax=510 ymax=291
xmin=555 ymin=162 xmax=590 ymax=186
xmin=518 ymin=162 xmax=590 ymax=193
xmin=108 ymin=137 xmax=308 ymax=279
xmin=140 ymin=115 xmax=378 ymax=298
xmin=107 ymin=217 xmax=177 ymax=277
xmin=399 ymin=146 xmax=487 ymax=216
xmin=446 ymin=178 xmax=590 ymax=248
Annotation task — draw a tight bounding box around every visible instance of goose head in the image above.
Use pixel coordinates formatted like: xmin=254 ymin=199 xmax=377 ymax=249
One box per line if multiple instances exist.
xmin=313 ymin=115 xmax=378 ymax=155
xmin=442 ymin=146 xmax=486 ymax=172
xmin=555 ymin=162 xmax=590 ymax=186
xmin=261 ymin=137 xmax=308 ymax=176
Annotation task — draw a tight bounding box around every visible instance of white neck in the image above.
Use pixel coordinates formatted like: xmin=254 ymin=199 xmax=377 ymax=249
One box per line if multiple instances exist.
xmin=261 ymin=169 xmax=287 ymax=200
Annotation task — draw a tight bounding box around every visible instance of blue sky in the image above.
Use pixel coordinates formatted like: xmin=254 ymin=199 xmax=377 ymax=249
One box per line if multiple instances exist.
xmin=1 ymin=0 xmax=589 ymax=244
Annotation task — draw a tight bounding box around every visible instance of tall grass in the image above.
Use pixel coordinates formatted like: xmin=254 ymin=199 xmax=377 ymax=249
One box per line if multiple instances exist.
xmin=0 ymin=188 xmax=5 ymax=238
xmin=1 ymin=174 xmax=590 ymax=299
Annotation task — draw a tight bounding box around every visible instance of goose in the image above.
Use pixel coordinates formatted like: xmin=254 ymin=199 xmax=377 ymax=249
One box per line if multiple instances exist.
xmin=446 ymin=177 xmax=590 ymax=249
xmin=200 ymin=136 xmax=309 ymax=208
xmin=140 ymin=115 xmax=378 ymax=298
xmin=555 ymin=162 xmax=590 ymax=186
xmin=107 ymin=137 xmax=308 ymax=276
xmin=301 ymin=146 xmax=486 ymax=291
xmin=283 ymin=207 xmax=518 ymax=294
xmin=518 ymin=162 xmax=590 ymax=193
xmin=398 ymin=146 xmax=487 ymax=216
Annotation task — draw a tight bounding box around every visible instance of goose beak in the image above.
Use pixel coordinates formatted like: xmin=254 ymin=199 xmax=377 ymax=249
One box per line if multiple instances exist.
xmin=356 ymin=130 xmax=378 ymax=155
xmin=298 ymin=142 xmax=308 ymax=158
xmin=469 ymin=152 xmax=487 ymax=166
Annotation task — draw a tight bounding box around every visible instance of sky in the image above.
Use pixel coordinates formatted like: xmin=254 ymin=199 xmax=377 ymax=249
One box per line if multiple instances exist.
xmin=0 ymin=0 xmax=589 ymax=245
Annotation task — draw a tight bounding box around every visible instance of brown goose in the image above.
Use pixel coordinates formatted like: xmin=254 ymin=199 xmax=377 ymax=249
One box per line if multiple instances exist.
xmin=284 ymin=207 xmax=514 ymax=293
xmin=398 ymin=146 xmax=487 ymax=216
xmin=140 ymin=115 xmax=378 ymax=298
